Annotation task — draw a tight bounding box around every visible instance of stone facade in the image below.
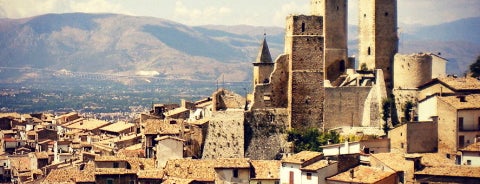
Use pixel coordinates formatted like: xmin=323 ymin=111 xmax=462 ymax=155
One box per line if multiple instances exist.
xmin=358 ymin=0 xmax=398 ymax=87
xmin=244 ymin=109 xmax=289 ymax=160
xmin=324 ymin=87 xmax=372 ymax=129
xmin=286 ymin=15 xmax=325 ymax=129
xmin=311 ymin=0 xmax=349 ymax=82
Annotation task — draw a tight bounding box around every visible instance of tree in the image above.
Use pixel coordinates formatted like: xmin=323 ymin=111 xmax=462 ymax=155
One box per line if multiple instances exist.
xmin=287 ymin=128 xmax=340 ymax=153
xmin=403 ymin=101 xmax=415 ymax=122
xmin=470 ymin=55 xmax=480 ymax=78
xmin=381 ymin=97 xmax=394 ymax=135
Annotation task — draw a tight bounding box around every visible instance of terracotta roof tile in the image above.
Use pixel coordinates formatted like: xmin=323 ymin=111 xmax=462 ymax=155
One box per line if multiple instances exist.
xmin=282 ymin=151 xmax=323 ymax=164
xmin=163 ymin=177 xmax=194 ymax=184
xmin=301 ymin=160 xmax=336 ymax=171
xmin=460 ymin=142 xmax=480 ymax=152
xmin=438 ymin=77 xmax=480 ymax=90
xmin=416 ymin=166 xmax=480 ymax=178
xmin=100 ymin=121 xmax=135 ymax=133
xmin=137 ymin=169 xmax=164 ymax=179
xmin=328 ymin=165 xmax=395 ymax=183
xmin=439 ymin=94 xmax=480 ymax=110
xmin=250 ymin=160 xmax=281 ymax=180
xmin=164 ymin=107 xmax=189 ymax=117
xmin=143 ymin=119 xmax=184 ymax=135
xmin=66 ymin=119 xmax=109 ymax=131
xmin=164 ymin=158 xmax=250 ymax=181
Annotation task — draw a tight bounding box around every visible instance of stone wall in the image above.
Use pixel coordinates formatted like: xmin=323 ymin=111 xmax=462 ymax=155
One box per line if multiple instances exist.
xmin=406 ymin=121 xmax=438 ymax=153
xmin=212 ymin=89 xmax=245 ymax=111
xmin=251 ymin=54 xmax=289 ymax=109
xmin=359 ymin=0 xmax=398 ymax=86
xmin=286 ymin=15 xmax=325 ymax=129
xmin=312 ymin=0 xmax=349 ymax=82
xmin=393 ymin=53 xmax=432 ymax=89
xmin=201 ymin=111 xmax=244 ymax=159
xmin=244 ymin=109 xmax=289 ymax=160
xmin=393 ymin=89 xmax=419 ymax=122
xmin=324 ymin=86 xmax=372 ymax=129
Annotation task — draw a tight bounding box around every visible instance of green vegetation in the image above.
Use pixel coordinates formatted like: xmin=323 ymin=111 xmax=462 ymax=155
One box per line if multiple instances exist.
xmin=470 ymin=55 xmax=480 ymax=78
xmin=403 ymin=101 xmax=415 ymax=122
xmin=381 ymin=97 xmax=394 ymax=135
xmin=287 ymin=128 xmax=340 ymax=153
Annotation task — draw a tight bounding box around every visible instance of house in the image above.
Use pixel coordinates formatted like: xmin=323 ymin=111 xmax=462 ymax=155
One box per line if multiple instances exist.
xmin=41 ymin=161 xmax=95 ymax=184
xmin=459 ymin=141 xmax=480 ymax=166
xmin=164 ymin=107 xmax=190 ymax=120
xmin=99 ymin=121 xmax=135 ymax=137
xmin=415 ymin=165 xmax=480 ymax=183
xmin=155 ymin=136 xmax=184 ymax=168
xmin=0 ymin=155 xmax=11 ymax=183
xmin=418 ymin=94 xmax=480 ymax=154
xmin=142 ymin=118 xmax=186 ymax=158
xmin=94 ymin=156 xmax=137 ymax=184
xmin=417 ymin=76 xmax=480 ymax=101
xmin=326 ymin=165 xmax=397 ymax=184
xmin=388 ymin=121 xmax=438 ymax=153
xmin=250 ymin=160 xmax=281 ymax=184
xmin=214 ymin=158 xmax=251 ymax=184
xmin=65 ymin=119 xmax=110 ymax=135
xmin=280 ymin=151 xmax=338 ymax=184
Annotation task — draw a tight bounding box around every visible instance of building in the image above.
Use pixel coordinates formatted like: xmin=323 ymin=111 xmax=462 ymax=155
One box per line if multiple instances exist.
xmin=459 ymin=142 xmax=480 ymax=166
xmin=249 ymin=160 xmax=281 ymax=184
xmin=417 ymin=76 xmax=480 ymax=101
xmin=415 ymin=165 xmax=480 ymax=183
xmin=326 ymin=165 xmax=397 ymax=184
xmin=155 ymin=136 xmax=184 ymax=168
xmin=388 ymin=121 xmax=438 ymax=153
xmin=418 ymin=94 xmax=480 ymax=154
xmin=280 ymin=151 xmax=338 ymax=184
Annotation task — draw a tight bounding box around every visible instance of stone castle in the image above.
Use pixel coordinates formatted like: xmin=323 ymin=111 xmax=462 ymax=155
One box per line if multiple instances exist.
xmin=245 ymin=0 xmax=447 ymax=159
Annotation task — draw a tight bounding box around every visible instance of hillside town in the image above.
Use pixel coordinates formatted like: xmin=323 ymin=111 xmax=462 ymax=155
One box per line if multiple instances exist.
xmin=1 ymin=0 xmax=480 ymax=184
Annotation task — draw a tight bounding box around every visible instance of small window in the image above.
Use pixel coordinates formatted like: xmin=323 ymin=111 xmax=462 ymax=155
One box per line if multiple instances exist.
xmin=301 ymin=22 xmax=306 ymax=32
xmin=459 ymin=117 xmax=464 ymax=131
xmin=307 ymin=172 xmax=312 ymax=180
xmin=401 ymin=143 xmax=404 ymax=148
xmin=368 ymin=47 xmax=371 ymax=55
xmin=107 ymin=179 xmax=114 ymax=184
xmin=113 ymin=162 xmax=119 ymax=168
xmin=385 ymin=12 xmax=389 ymax=16
xmin=233 ymin=169 xmax=239 ymax=178
xmin=467 ymin=160 xmax=472 ymax=165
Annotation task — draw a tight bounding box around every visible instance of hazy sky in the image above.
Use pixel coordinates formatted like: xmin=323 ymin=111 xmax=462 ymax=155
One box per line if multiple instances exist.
xmin=1 ymin=0 xmax=479 ymax=27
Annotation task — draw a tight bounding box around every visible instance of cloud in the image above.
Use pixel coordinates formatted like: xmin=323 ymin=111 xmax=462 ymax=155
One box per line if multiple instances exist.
xmin=173 ymin=1 xmax=232 ymax=25
xmin=272 ymin=2 xmax=308 ymax=26
xmin=0 ymin=0 xmax=132 ymax=18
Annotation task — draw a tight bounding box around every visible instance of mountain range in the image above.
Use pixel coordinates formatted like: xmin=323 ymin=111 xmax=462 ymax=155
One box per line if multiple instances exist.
xmin=0 ymin=13 xmax=479 ymax=84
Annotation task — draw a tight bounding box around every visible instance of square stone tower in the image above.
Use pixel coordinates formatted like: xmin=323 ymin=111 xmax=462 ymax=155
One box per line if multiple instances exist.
xmin=311 ymin=0 xmax=349 ymax=83
xmin=285 ymin=15 xmax=325 ymax=129
xmin=358 ymin=0 xmax=398 ymax=88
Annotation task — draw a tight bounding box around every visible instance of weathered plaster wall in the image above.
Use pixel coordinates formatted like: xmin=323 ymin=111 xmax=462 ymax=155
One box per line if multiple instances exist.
xmin=393 ymin=53 xmax=432 ymax=89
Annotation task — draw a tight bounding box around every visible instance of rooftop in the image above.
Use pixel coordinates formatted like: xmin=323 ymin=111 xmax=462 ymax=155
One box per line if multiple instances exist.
xmin=250 ymin=160 xmax=281 ymax=180
xmin=66 ymin=119 xmax=109 ymax=131
xmin=99 ymin=121 xmax=135 ymax=133
xmin=143 ymin=118 xmax=184 ymax=135
xmin=460 ymin=142 xmax=480 ymax=152
xmin=419 ymin=77 xmax=480 ymax=91
xmin=439 ymin=94 xmax=480 ymax=110
xmin=164 ymin=107 xmax=189 ymax=117
xmin=416 ymin=166 xmax=480 ymax=178
xmin=327 ymin=165 xmax=395 ymax=183
xmin=282 ymin=151 xmax=323 ymax=164
xmin=164 ymin=158 xmax=250 ymax=181
xmin=301 ymin=160 xmax=336 ymax=171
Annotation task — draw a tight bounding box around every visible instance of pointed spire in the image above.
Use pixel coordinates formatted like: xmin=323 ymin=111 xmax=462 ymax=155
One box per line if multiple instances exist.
xmin=255 ymin=34 xmax=273 ymax=64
